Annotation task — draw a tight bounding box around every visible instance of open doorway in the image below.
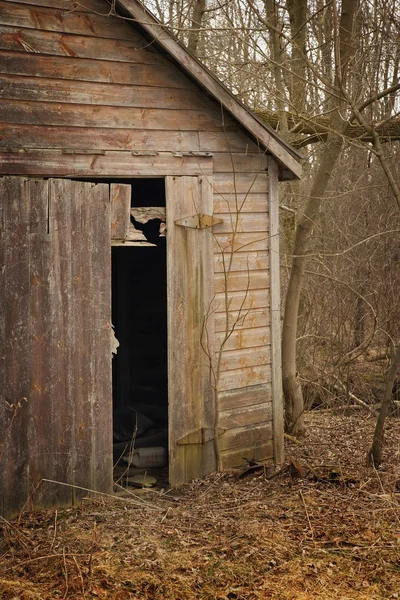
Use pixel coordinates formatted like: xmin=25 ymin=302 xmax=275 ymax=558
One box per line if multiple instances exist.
xmin=112 ymin=178 xmax=168 ymax=487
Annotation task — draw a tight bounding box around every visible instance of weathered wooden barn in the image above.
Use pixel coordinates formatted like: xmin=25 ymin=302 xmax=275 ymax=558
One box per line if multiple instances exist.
xmin=0 ymin=0 xmax=302 ymax=517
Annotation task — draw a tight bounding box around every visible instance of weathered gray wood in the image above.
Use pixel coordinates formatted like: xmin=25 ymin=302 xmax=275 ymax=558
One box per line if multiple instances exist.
xmin=0 ymin=98 xmax=231 ymax=131
xmin=218 ymin=422 xmax=272 ymax=452
xmin=218 ymin=383 xmax=272 ymax=412
xmin=219 ymin=347 xmax=270 ymax=371
xmin=0 ymin=150 xmax=213 ymax=177
xmin=0 ymin=124 xmax=266 ymax=155
xmin=213 ymin=172 xmax=269 ymax=195
xmin=214 ymin=288 xmax=269 ymax=312
xmin=214 ymin=193 xmax=268 ymax=214
xmin=0 ymin=179 xmax=5 ymax=514
xmin=0 ymin=24 xmax=152 ymax=62
xmin=214 ymin=250 xmax=269 ymax=272
xmin=48 ymin=179 xmax=74 ymax=505
xmin=2 ymin=177 xmax=31 ymax=516
xmin=214 ymin=270 xmax=269 ymax=293
xmin=212 ymin=212 xmax=268 ymax=234
xmin=88 ymin=182 xmax=112 ymax=493
xmin=267 ymin=158 xmax=284 ymax=465
xmin=166 ymin=175 xmax=216 ymax=486
xmin=0 ymin=52 xmax=203 ymax=89
xmin=218 ymin=364 xmax=270 ymax=392
xmin=215 ymin=327 xmax=270 ymax=352
xmin=5 ymin=0 xmax=110 ymax=11
xmin=220 ymin=440 xmax=273 ymax=469
xmin=0 ymin=74 xmax=212 ymax=109
xmin=214 ymin=308 xmax=269 ymax=333
xmin=28 ymin=178 xmax=53 ymax=508
xmin=214 ymin=232 xmax=269 ymax=253
xmin=0 ymin=1 xmax=139 ymax=39
xmin=130 ymin=207 xmax=166 ymax=223
xmin=111 ymin=184 xmax=131 ymax=240
xmin=218 ymin=403 xmax=271 ymax=429
xmin=0 ymin=124 xmax=201 ymax=152
xmin=116 ymin=0 xmax=302 ymax=179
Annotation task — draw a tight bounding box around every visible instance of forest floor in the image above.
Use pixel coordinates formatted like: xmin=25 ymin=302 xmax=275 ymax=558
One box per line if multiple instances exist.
xmin=1 ymin=410 xmax=399 ymax=600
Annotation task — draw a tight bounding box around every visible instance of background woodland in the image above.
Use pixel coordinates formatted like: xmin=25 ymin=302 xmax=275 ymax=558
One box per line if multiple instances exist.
xmin=143 ymin=0 xmax=400 ymax=440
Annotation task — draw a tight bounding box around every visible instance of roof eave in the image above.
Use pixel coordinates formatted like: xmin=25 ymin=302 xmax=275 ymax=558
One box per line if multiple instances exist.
xmin=115 ymin=0 xmax=302 ymax=181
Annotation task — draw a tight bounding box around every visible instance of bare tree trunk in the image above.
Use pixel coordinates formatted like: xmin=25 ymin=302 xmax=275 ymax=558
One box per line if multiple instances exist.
xmin=282 ymin=135 xmax=343 ymax=435
xmin=187 ymin=0 xmax=206 ymax=55
xmin=281 ymin=0 xmax=359 ymax=435
xmin=368 ymin=344 xmax=400 ymax=467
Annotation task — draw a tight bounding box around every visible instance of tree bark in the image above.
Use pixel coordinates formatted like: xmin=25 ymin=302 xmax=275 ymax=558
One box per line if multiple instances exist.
xmin=368 ymin=344 xmax=400 ymax=467
xmin=281 ymin=0 xmax=359 ymax=435
xmin=187 ymin=0 xmax=206 ymax=55
xmin=282 ymin=134 xmax=343 ymax=435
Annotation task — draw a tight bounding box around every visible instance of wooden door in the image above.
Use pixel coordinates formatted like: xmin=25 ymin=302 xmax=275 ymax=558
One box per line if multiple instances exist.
xmin=166 ymin=175 xmax=216 ymax=485
xmin=0 ymin=177 xmax=112 ymax=517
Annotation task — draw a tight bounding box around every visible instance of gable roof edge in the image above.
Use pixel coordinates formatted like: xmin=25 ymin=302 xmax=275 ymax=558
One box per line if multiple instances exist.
xmin=115 ymin=0 xmax=302 ymax=180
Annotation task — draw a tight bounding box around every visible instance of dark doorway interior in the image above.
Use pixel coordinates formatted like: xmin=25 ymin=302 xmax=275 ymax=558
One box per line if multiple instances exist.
xmin=111 ymin=179 xmax=168 ymax=482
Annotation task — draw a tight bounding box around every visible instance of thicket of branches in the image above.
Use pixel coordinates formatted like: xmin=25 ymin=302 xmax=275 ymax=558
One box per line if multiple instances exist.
xmin=145 ymin=0 xmax=400 ymax=451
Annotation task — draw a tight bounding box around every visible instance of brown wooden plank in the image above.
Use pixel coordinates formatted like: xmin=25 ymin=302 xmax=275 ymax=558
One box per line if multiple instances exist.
xmin=4 ymin=0 xmax=111 ymax=11
xmin=2 ymin=176 xmax=31 ymax=516
xmin=214 ymin=251 xmax=269 ymax=273
xmin=0 ymin=150 xmax=213 ymax=177
xmin=199 ymin=131 xmax=261 ymax=153
xmin=219 ymin=422 xmax=272 ymax=452
xmin=0 ymin=24 xmax=152 ymax=61
xmin=87 ymin=182 xmax=112 ymax=493
xmin=215 ymin=326 xmax=270 ymax=352
xmin=214 ymin=270 xmax=269 ymax=293
xmin=214 ymin=232 xmax=269 ymax=253
xmin=0 ymin=51 xmax=202 ymax=89
xmin=0 ymin=1 xmax=139 ymax=39
xmin=28 ymin=178 xmax=54 ymax=507
xmin=117 ymin=0 xmax=302 ymax=179
xmin=215 ymin=308 xmax=269 ymax=333
xmin=111 ymin=184 xmax=131 ymax=240
xmin=214 ymin=193 xmax=268 ymax=214
xmin=0 ymin=123 xmax=201 ymax=152
xmin=213 ymin=173 xmax=269 ymax=195
xmin=0 ymin=98 xmax=231 ymax=131
xmin=218 ymin=364 xmax=270 ymax=392
xmin=268 ymin=158 xmax=284 ymax=465
xmin=166 ymin=175 xmax=216 ymax=486
xmin=220 ymin=441 xmax=273 ymax=469
xmin=68 ymin=180 xmax=92 ymax=501
xmin=214 ymin=289 xmax=269 ymax=313
xmin=219 ymin=347 xmax=270 ymax=371
xmin=0 ymin=74 xmax=213 ymax=109
xmin=48 ymin=178 xmax=74 ymax=506
xmin=218 ymin=383 xmax=272 ymax=412
xmin=212 ymin=212 xmax=268 ymax=234
xmin=218 ymin=403 xmax=271 ymax=429
xmin=0 ymin=179 xmax=5 ymax=515
xmin=212 ymin=152 xmax=268 ymax=173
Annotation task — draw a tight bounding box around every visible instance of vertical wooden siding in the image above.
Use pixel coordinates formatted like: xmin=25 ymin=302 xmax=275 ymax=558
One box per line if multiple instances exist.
xmin=0 ymin=177 xmax=112 ymax=518
xmin=0 ymin=0 xmax=275 ymax=470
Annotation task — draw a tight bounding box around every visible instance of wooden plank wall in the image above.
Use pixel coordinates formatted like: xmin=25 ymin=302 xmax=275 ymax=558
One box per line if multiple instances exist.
xmin=0 ymin=177 xmax=112 ymax=518
xmin=0 ymin=0 xmax=274 ymax=470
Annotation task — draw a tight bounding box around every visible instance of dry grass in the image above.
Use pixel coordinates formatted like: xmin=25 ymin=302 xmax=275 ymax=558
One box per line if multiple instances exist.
xmin=1 ymin=412 xmax=399 ymax=599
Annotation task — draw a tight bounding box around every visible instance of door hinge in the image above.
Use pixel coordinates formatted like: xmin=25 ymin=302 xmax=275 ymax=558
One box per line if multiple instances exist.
xmin=174 ymin=213 xmax=222 ymax=229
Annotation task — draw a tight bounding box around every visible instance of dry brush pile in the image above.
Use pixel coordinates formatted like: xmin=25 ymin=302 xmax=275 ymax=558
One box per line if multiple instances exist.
xmin=1 ymin=412 xmax=399 ymax=600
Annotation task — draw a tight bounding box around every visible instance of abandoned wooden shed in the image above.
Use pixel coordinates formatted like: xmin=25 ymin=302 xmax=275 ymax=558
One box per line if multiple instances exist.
xmin=0 ymin=0 xmax=302 ymax=517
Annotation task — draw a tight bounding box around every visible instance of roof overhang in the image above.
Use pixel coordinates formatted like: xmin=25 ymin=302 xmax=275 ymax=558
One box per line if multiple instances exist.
xmin=114 ymin=0 xmax=303 ymax=181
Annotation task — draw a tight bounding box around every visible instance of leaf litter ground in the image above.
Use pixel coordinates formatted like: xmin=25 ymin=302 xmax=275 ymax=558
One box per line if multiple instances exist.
xmin=1 ymin=411 xmax=399 ymax=599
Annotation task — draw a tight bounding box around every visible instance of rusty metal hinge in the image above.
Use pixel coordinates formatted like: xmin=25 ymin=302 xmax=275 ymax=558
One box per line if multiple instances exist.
xmin=174 ymin=213 xmax=222 ymax=229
